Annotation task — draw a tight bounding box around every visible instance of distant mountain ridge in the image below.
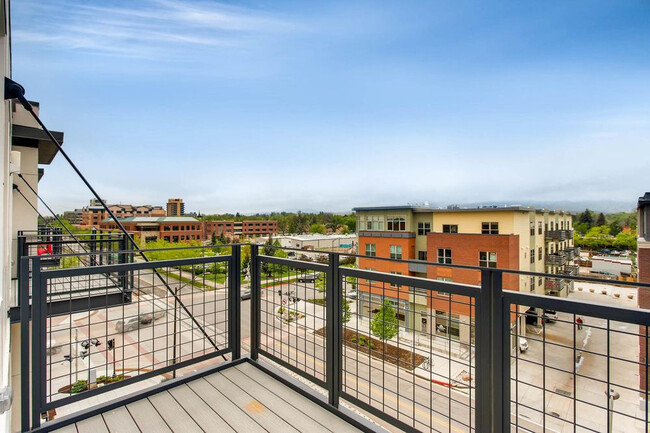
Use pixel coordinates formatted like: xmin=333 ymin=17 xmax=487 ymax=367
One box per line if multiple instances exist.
xmin=449 ymin=200 xmax=635 ymax=214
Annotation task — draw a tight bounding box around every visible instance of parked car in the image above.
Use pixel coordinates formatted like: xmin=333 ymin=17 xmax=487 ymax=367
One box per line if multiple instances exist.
xmin=116 ymin=311 xmax=165 ymax=332
xmin=297 ymin=274 xmax=319 ymax=283
xmin=543 ymin=310 xmax=558 ymax=322
xmin=347 ymin=291 xmax=358 ymax=300
xmin=116 ymin=317 xmax=140 ymax=333
xmin=525 ymin=310 xmax=548 ymax=325
xmin=241 ymin=288 xmax=251 ymax=300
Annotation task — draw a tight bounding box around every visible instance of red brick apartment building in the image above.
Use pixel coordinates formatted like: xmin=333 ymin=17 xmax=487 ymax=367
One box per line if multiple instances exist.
xmin=99 ymin=217 xmax=202 ymax=243
xmin=203 ymin=220 xmax=278 ymax=239
xmin=355 ymin=205 xmax=575 ymax=344
xmin=637 ymin=193 xmax=650 ymax=394
xmin=100 ymin=217 xmax=278 ymax=243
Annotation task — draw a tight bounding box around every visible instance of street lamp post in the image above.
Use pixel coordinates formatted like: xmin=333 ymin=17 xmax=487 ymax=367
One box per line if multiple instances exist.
xmin=605 ymin=388 xmax=620 ymax=432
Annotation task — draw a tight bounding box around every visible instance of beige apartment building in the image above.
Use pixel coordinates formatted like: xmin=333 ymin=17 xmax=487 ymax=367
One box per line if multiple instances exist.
xmin=355 ymin=205 xmax=576 ymax=344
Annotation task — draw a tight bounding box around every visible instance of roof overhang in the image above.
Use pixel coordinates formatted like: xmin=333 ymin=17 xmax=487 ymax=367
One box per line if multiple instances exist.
xmin=12 ymin=124 xmax=64 ymax=165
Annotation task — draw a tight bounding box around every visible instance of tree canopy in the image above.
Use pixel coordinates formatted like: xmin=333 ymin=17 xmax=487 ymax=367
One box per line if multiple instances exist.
xmin=370 ymin=299 xmax=399 ymax=341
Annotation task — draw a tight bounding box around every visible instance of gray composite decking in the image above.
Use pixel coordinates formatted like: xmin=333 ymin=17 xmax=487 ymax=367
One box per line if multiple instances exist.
xmin=51 ymin=362 xmax=364 ymax=433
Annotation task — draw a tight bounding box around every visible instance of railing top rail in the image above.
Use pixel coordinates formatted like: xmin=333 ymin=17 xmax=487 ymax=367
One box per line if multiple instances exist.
xmin=341 ymin=266 xmax=480 ymax=297
xmin=262 ymin=244 xmax=650 ymax=288
xmin=23 ymin=243 xmax=242 ymax=259
xmin=257 ymin=254 xmax=329 ymax=272
xmin=39 ymin=254 xmax=231 ymax=279
xmin=504 ymin=290 xmax=650 ymax=326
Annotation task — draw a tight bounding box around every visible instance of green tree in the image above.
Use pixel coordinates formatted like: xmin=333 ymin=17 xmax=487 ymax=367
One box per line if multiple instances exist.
xmin=612 ymin=231 xmax=637 ymax=251
xmin=596 ymin=213 xmax=606 ymax=227
xmin=574 ymin=222 xmax=590 ymax=235
xmin=342 ymin=298 xmax=351 ymax=324
xmin=210 ymin=232 xmax=217 ymax=245
xmin=578 ymin=209 xmax=594 ymax=228
xmin=608 ymin=220 xmax=622 ymax=236
xmin=261 ymin=236 xmax=276 ymax=276
xmin=370 ymin=299 xmax=399 ymax=341
xmin=309 ymin=223 xmax=327 ymax=234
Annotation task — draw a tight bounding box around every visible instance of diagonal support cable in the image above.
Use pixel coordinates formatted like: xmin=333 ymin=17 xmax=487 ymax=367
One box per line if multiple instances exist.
xmin=8 ymin=84 xmax=225 ymax=358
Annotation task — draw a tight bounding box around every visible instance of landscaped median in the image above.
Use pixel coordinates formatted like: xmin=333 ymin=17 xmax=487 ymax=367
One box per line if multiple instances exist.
xmin=315 ymin=327 xmax=426 ymax=371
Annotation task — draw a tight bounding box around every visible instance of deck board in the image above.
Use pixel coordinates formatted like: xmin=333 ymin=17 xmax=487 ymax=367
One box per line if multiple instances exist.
xmin=221 ymin=365 xmax=332 ymax=433
xmin=101 ymin=406 xmax=140 ymax=433
xmin=125 ymin=399 xmax=173 ymax=433
xmin=147 ymin=391 xmax=203 ymax=433
xmin=51 ymin=424 xmax=78 ymax=433
xmin=234 ymin=363 xmax=363 ymax=433
xmin=75 ymin=415 xmax=108 ymax=433
xmin=186 ymin=377 xmax=266 ymax=433
xmin=50 ymin=361 xmax=367 ymax=433
xmin=167 ymin=384 xmax=235 ymax=433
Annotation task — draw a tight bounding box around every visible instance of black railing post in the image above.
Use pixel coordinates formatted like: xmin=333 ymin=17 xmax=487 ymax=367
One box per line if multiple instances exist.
xmin=30 ymin=256 xmax=43 ymax=429
xmin=118 ymin=234 xmax=131 ymax=302
xmin=476 ymin=269 xmax=506 ymax=433
xmin=326 ymin=253 xmax=342 ymax=408
xmin=229 ymin=244 xmax=242 ymax=360
xmin=250 ymin=244 xmax=260 ymax=360
xmin=89 ymin=229 xmax=97 ymax=266
xmin=19 ymin=256 xmax=31 ymax=432
xmin=16 ymin=235 xmax=26 ymax=305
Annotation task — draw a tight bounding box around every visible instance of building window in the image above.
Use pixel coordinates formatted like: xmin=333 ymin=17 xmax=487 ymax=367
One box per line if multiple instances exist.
xmin=365 ymin=216 xmax=384 ymax=231
xmin=417 ymin=222 xmax=431 ymax=236
xmin=387 ymin=216 xmax=406 ymax=231
xmin=365 ymin=243 xmax=376 ymax=257
xmin=366 ymin=267 xmax=376 ymax=285
xmin=437 ymin=248 xmax=452 ymax=264
xmin=482 ymin=222 xmax=499 ymax=234
xmin=479 ymin=251 xmax=497 ymax=268
xmin=389 ymin=245 xmax=402 ymax=260
xmin=530 ymin=221 xmax=535 ymax=236
xmin=418 ymin=251 xmax=427 ymax=261
xmin=442 ymin=224 xmax=458 ymax=233
xmin=390 ymin=271 xmax=402 ymax=288
xmin=538 ymin=221 xmax=543 ymax=235
xmin=538 ymin=247 xmax=542 ymax=261
xmin=530 ymin=250 xmax=535 ymax=264
xmin=436 ymin=277 xmax=452 ymax=296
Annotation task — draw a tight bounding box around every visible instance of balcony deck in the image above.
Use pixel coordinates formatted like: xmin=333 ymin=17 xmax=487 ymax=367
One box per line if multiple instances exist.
xmin=48 ymin=361 xmax=368 ymax=433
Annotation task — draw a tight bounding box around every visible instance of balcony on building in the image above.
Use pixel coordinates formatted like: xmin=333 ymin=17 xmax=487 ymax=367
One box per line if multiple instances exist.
xmin=8 ymin=230 xmax=650 ymax=433
xmin=544 ymin=229 xmax=569 ymax=241
xmin=545 ymin=252 xmax=568 ymax=266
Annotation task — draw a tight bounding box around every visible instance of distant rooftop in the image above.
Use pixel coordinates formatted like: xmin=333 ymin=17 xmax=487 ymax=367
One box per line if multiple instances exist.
xmin=353 ymin=204 xmax=572 ymax=214
xmin=102 ymin=216 xmax=198 ymax=223
xmin=277 ymin=233 xmax=357 ymax=241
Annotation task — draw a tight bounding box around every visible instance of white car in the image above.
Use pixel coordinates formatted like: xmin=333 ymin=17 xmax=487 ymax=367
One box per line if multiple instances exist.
xmin=519 ymin=338 xmax=529 ymax=352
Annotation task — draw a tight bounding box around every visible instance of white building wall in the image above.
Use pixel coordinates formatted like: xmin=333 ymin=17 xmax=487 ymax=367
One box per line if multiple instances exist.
xmin=0 ymin=1 xmax=13 ymax=430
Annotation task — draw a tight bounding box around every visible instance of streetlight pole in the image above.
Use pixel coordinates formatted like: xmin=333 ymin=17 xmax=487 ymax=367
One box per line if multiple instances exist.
xmin=605 ymin=388 xmax=620 ymax=432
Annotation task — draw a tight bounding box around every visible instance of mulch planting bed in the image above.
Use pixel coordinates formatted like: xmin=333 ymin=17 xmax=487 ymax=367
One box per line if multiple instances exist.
xmin=315 ymin=327 xmax=426 ymax=371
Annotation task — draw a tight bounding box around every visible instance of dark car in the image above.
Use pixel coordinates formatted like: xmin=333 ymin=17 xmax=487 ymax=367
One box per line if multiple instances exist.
xmin=525 ymin=310 xmax=548 ymax=325
xmin=297 ymin=274 xmax=319 ymax=283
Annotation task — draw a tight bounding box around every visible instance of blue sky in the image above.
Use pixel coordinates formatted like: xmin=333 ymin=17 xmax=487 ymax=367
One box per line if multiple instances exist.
xmin=12 ymin=0 xmax=650 ymax=214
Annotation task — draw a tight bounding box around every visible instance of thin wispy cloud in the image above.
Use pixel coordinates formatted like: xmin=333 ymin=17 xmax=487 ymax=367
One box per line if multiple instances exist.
xmin=14 ymin=0 xmax=300 ymax=59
